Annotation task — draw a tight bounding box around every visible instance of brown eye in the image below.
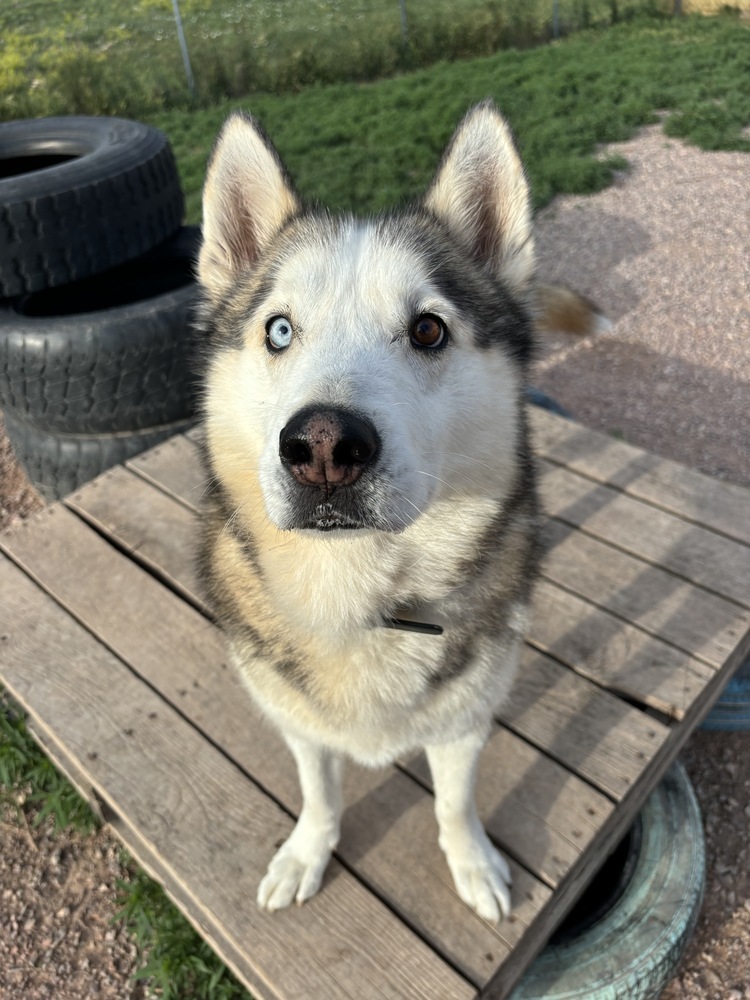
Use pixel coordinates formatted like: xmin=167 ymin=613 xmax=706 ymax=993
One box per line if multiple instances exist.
xmin=410 ymin=314 xmax=447 ymax=350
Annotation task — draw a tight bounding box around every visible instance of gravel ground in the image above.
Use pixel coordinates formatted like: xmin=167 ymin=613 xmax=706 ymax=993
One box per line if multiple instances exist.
xmin=534 ymin=122 xmax=750 ymax=487
xmin=0 ymin=803 xmax=142 ymax=1000
xmin=0 ymin=122 xmax=748 ymax=997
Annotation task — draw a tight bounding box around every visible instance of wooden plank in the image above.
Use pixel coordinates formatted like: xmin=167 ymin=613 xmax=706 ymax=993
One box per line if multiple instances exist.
xmin=2 ymin=500 xmax=609 ymax=884
xmin=66 ymin=466 xmax=208 ymax=613
xmin=405 ymin=730 xmax=613 ymax=890
xmin=529 ymin=578 xmax=714 ymax=719
xmin=498 ymin=651 xmax=670 ymax=801
xmin=538 ymin=459 xmax=750 ymax=609
xmin=0 ymin=506 xmax=552 ymax=985
xmin=1 ymin=505 xmax=236 ymax=734
xmin=0 ymin=556 xmax=474 ymax=1000
xmin=3 ymin=415 xmax=749 ymax=996
xmin=22 ymin=725 xmax=301 ymax=1000
xmin=542 ymin=518 xmax=749 ymax=669
xmin=531 ymin=406 xmax=750 ymax=546
xmin=3 ymin=460 xmax=748 ymax=996
xmin=127 ymin=433 xmax=208 ymax=511
xmin=482 ymin=624 xmax=747 ymax=998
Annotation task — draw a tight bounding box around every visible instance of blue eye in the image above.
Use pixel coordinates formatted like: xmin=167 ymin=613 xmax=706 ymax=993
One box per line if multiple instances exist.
xmin=265 ymin=316 xmax=293 ymax=352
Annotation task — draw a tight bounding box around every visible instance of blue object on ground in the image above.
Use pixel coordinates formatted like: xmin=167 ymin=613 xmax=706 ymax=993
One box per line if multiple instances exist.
xmin=525 ymin=386 xmax=572 ymax=419
xmin=702 ymin=658 xmax=750 ymax=731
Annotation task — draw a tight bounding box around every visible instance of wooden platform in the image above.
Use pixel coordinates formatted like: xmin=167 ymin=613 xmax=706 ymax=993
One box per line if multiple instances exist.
xmin=1 ymin=407 xmax=749 ymax=999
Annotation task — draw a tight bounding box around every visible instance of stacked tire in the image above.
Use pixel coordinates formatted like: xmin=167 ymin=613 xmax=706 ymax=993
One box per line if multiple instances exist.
xmin=0 ymin=116 xmax=201 ymax=501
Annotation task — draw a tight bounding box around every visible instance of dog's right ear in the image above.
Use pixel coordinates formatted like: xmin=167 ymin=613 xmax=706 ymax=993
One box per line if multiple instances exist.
xmin=199 ymin=112 xmax=301 ymax=303
xmin=424 ymin=101 xmax=533 ymax=296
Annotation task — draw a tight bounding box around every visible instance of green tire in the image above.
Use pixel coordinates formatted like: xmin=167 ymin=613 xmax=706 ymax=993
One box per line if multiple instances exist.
xmin=511 ymin=762 xmax=705 ymax=1000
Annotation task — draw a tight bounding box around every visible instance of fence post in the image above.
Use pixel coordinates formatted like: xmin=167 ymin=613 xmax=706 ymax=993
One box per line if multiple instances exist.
xmin=171 ymin=0 xmax=196 ymax=96
xmin=552 ymin=0 xmax=560 ymax=38
xmin=398 ymin=0 xmax=409 ymax=54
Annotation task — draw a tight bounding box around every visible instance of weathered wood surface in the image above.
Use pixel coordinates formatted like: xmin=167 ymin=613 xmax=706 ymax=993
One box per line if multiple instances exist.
xmin=66 ymin=465 xmax=208 ymax=615
xmin=1 ymin=504 xmax=554 ymax=985
xmin=541 ymin=518 xmax=747 ymax=668
xmin=538 ymin=458 xmax=750 ymax=609
xmin=530 ymin=406 xmax=750 ymax=546
xmin=1 ymin=407 xmax=750 ymax=999
xmin=0 ymin=557 xmax=474 ymax=1000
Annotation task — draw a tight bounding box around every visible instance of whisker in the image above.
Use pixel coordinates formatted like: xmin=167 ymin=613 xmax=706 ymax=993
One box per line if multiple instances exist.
xmin=416 ymin=468 xmax=486 ymax=494
xmin=193 ymin=474 xmax=222 ymax=503
xmin=423 ymin=450 xmax=498 ymax=473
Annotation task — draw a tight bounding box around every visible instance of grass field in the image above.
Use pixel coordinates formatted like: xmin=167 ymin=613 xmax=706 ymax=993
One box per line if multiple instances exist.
xmin=2 ymin=0 xmax=658 ymax=120
xmin=150 ymin=14 xmax=750 ymax=223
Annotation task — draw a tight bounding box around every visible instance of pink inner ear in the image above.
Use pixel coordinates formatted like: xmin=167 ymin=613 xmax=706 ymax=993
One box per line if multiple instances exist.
xmin=223 ymin=191 xmax=261 ymax=271
xmin=472 ymin=179 xmax=502 ymax=265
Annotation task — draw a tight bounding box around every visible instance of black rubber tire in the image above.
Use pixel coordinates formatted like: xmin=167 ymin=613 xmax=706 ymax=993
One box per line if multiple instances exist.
xmin=0 ymin=227 xmax=201 ymax=435
xmin=3 ymin=410 xmax=195 ymax=502
xmin=511 ymin=762 xmax=705 ymax=1000
xmin=0 ymin=116 xmax=184 ymax=298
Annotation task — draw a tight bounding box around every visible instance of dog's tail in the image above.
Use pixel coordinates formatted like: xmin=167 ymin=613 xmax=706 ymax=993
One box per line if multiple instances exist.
xmin=533 ymin=283 xmax=611 ymax=337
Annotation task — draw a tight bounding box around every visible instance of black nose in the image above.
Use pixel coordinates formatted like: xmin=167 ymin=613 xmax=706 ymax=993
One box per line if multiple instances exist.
xmin=279 ymin=407 xmax=380 ymax=488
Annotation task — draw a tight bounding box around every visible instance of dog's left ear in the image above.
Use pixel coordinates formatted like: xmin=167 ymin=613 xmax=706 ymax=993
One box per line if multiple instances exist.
xmin=424 ymin=101 xmax=533 ymax=295
xmin=199 ymin=111 xmax=302 ymax=303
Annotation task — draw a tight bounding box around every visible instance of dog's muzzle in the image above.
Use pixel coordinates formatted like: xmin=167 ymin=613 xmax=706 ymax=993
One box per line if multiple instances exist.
xmin=278 ymin=407 xmax=381 ymax=529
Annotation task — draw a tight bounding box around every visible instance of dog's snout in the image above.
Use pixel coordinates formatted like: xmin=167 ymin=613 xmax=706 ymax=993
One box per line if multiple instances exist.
xmin=279 ymin=408 xmax=380 ymax=488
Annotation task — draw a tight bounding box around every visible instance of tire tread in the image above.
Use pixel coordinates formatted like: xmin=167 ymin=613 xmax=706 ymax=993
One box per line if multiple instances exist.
xmin=0 ymin=127 xmax=183 ymax=297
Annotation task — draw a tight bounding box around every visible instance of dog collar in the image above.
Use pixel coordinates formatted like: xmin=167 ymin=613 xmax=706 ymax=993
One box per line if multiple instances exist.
xmin=382 ymin=610 xmax=444 ymax=635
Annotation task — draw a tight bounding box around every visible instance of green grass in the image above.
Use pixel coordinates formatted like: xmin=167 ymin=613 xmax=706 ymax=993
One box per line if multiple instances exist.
xmin=116 ymin=861 xmax=251 ymax=999
xmin=1 ymin=0 xmax=657 ymax=120
xmin=150 ymin=14 xmax=750 ymax=223
xmin=0 ymin=692 xmax=97 ymax=834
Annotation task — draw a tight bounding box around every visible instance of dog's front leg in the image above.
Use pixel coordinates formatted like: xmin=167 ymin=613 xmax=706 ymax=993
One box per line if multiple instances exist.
xmin=257 ymin=733 xmax=343 ymax=911
xmin=426 ymin=729 xmax=512 ymax=923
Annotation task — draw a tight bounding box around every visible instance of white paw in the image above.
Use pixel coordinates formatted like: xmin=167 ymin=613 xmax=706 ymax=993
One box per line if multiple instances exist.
xmin=257 ymin=835 xmax=332 ymax=912
xmin=442 ymin=829 xmax=513 ymax=923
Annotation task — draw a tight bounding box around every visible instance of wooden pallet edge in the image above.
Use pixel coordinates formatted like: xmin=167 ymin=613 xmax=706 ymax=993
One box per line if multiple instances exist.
xmin=480 ymin=632 xmax=749 ymax=997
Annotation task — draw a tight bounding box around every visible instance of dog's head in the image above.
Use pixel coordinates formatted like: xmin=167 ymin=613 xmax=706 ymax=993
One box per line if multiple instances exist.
xmin=198 ymin=102 xmax=534 ymax=535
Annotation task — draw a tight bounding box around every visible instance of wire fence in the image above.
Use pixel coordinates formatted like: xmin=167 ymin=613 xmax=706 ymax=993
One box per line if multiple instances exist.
xmin=0 ymin=0 xmax=700 ymax=120
xmin=162 ymin=0 xmax=672 ymax=95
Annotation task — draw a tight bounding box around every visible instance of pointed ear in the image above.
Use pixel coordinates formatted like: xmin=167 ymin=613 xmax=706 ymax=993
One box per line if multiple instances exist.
xmin=424 ymin=101 xmax=534 ymax=294
xmin=198 ymin=111 xmax=301 ymax=303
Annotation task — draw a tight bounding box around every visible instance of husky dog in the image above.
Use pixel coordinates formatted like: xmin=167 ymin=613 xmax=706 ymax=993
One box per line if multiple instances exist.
xmin=196 ymin=100 xmax=541 ymax=923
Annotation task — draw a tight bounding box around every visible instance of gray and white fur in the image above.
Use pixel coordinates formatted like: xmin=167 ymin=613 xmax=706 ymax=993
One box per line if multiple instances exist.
xmin=196 ymin=100 xmax=541 ymax=923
